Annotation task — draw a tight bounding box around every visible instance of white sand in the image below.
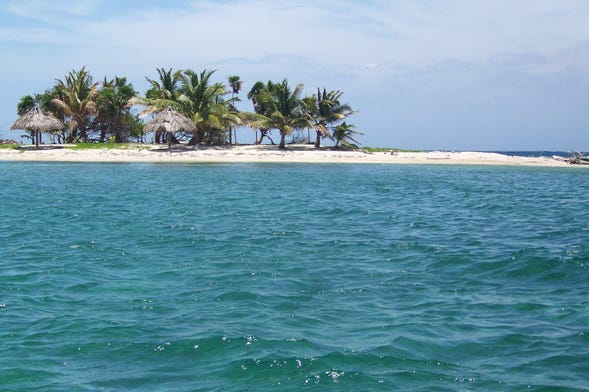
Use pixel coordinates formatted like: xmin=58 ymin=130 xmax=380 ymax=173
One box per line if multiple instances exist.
xmin=0 ymin=144 xmax=576 ymax=167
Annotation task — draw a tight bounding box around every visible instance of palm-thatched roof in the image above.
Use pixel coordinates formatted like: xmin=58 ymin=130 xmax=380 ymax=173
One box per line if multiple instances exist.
xmin=11 ymin=105 xmax=64 ymax=148
xmin=143 ymin=106 xmax=196 ymax=134
xmin=11 ymin=105 xmax=63 ymax=133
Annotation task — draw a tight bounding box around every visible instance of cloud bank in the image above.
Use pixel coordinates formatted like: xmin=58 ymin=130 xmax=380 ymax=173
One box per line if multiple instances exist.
xmin=1 ymin=0 xmax=588 ymax=149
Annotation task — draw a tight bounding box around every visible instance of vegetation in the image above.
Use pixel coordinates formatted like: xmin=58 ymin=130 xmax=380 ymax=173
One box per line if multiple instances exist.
xmin=95 ymin=77 xmax=142 ymax=143
xmin=246 ymin=79 xmax=307 ymax=149
xmin=362 ymin=147 xmax=422 ymax=153
xmin=311 ymin=89 xmax=354 ymax=148
xmin=51 ymin=67 xmax=100 ymax=143
xmin=66 ymin=143 xmax=151 ymax=150
xmin=227 ymin=75 xmax=243 ymax=145
xmin=15 ymin=67 xmax=361 ymax=149
xmin=247 ymin=81 xmax=274 ymax=145
xmin=0 ymin=143 xmax=19 ymax=149
xmin=17 ymin=68 xmax=141 ymax=144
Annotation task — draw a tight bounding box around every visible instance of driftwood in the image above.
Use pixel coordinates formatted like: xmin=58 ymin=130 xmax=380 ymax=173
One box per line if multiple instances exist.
xmin=568 ymin=151 xmax=589 ymax=165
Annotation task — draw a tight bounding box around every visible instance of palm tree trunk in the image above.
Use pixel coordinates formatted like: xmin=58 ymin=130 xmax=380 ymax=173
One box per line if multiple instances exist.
xmin=314 ymin=131 xmax=321 ymax=148
xmin=115 ymin=112 xmax=123 ymax=143
xmin=279 ymin=133 xmax=286 ymax=149
xmin=66 ymin=129 xmax=76 ymax=143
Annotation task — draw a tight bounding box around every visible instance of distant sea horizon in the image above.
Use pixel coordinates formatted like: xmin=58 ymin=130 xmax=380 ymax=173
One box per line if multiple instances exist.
xmin=422 ymin=150 xmax=584 ymax=159
xmin=488 ymin=150 xmax=584 ymax=158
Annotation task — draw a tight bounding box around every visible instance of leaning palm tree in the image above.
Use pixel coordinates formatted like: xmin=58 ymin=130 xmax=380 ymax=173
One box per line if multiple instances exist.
xmin=333 ymin=122 xmax=363 ymax=149
xmin=50 ymin=67 xmax=100 ymax=143
xmin=238 ymin=110 xmax=274 ymax=145
xmin=204 ymin=102 xmax=243 ymax=144
xmin=247 ymin=81 xmax=275 ymax=144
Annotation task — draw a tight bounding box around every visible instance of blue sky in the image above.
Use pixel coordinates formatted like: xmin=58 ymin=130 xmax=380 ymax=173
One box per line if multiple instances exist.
xmin=1 ymin=0 xmax=588 ymax=150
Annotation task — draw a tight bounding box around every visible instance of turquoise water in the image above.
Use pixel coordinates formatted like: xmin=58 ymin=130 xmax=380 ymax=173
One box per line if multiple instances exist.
xmin=1 ymin=162 xmax=588 ymax=391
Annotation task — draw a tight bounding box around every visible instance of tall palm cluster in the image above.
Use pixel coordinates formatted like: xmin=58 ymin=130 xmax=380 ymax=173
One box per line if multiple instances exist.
xmin=247 ymin=80 xmax=359 ymax=149
xmin=136 ymin=68 xmax=242 ymax=145
xmin=18 ymin=67 xmax=141 ymax=143
xmin=16 ymin=67 xmax=361 ymax=148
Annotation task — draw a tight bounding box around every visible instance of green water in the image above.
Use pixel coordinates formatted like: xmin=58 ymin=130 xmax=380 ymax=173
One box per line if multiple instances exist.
xmin=1 ymin=162 xmax=588 ymax=391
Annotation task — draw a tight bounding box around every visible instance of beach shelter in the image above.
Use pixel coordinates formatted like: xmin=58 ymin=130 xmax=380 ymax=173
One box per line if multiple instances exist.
xmin=11 ymin=105 xmax=64 ymax=149
xmin=143 ymin=107 xmax=196 ymax=150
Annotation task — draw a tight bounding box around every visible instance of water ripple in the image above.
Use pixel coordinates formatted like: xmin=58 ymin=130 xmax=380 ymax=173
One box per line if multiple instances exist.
xmin=1 ymin=163 xmax=588 ymax=390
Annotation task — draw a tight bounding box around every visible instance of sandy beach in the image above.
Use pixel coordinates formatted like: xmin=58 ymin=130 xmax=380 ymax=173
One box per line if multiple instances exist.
xmin=0 ymin=144 xmax=577 ymax=167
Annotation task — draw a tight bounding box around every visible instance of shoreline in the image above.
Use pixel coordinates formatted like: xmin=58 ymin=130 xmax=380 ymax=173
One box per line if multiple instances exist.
xmin=0 ymin=144 xmax=580 ymax=167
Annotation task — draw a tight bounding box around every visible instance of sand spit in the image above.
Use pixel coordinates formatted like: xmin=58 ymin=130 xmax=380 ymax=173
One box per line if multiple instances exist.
xmin=0 ymin=144 xmax=576 ymax=167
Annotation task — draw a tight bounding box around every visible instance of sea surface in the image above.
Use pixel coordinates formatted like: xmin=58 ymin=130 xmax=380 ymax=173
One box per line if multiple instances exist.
xmin=487 ymin=151 xmax=584 ymax=159
xmin=1 ymin=162 xmax=588 ymax=391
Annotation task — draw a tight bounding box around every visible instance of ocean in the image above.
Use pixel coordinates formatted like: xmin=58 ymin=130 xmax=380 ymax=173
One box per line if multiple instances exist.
xmin=1 ymin=162 xmax=588 ymax=391
xmin=486 ymin=151 xmax=583 ymax=159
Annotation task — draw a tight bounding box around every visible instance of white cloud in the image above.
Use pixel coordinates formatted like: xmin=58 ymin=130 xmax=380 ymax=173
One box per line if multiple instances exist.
xmin=5 ymin=0 xmax=101 ymax=23
xmin=3 ymin=0 xmax=589 ymax=72
xmin=0 ymin=27 xmax=60 ymax=44
xmin=1 ymin=0 xmax=589 ymax=149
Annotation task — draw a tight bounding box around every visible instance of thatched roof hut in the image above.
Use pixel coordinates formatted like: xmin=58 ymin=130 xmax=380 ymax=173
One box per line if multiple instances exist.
xmin=143 ymin=107 xmax=196 ymax=150
xmin=11 ymin=106 xmax=63 ymax=148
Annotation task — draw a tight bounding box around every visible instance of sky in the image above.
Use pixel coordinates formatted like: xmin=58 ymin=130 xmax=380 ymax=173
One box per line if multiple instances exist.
xmin=0 ymin=0 xmax=588 ymax=150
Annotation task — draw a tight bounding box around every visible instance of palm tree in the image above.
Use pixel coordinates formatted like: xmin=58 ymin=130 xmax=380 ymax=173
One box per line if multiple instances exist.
xmin=268 ymin=79 xmax=306 ymax=149
xmin=333 ymin=122 xmax=362 ymax=149
xmin=176 ymin=69 xmax=229 ymax=145
xmin=248 ymin=79 xmax=306 ymax=148
xmin=17 ymin=95 xmax=37 ymax=116
xmin=205 ymin=102 xmax=243 ymax=144
xmin=227 ymin=75 xmax=243 ymax=144
xmin=247 ymin=81 xmax=272 ymax=144
xmin=140 ymin=68 xmax=182 ymax=143
xmin=145 ymin=68 xmax=181 ymax=101
xmin=136 ymin=68 xmax=242 ymax=146
xmin=51 ymin=67 xmax=99 ymax=142
xmin=97 ymin=76 xmax=138 ymax=142
xmin=314 ymin=89 xmax=353 ymax=148
xmin=300 ymin=95 xmax=320 ymax=144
